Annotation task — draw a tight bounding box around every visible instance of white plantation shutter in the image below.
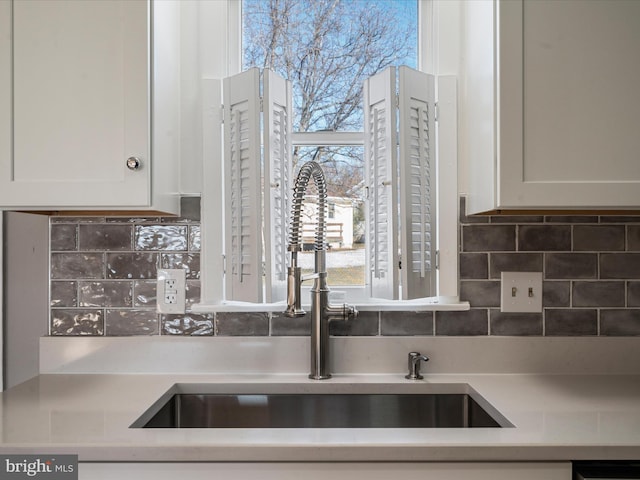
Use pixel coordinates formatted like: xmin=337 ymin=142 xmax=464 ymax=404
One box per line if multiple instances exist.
xmin=364 ymin=67 xmax=399 ymax=300
xmin=263 ymin=70 xmax=293 ymax=302
xmin=223 ymin=68 xmax=263 ymax=302
xmin=398 ymin=66 xmax=436 ymax=299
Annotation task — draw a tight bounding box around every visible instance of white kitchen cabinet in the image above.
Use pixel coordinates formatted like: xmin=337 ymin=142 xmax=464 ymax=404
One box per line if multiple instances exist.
xmin=465 ymin=0 xmax=640 ymax=214
xmin=0 ymin=0 xmax=180 ymax=213
xmin=79 ymin=462 xmax=571 ymax=480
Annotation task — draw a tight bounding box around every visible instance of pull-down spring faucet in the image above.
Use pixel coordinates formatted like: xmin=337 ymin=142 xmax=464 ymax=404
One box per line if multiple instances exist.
xmin=284 ymin=161 xmax=357 ymax=380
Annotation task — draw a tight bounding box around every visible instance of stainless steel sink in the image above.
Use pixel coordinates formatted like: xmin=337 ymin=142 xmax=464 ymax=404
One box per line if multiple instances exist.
xmin=131 ymin=383 xmax=511 ymax=429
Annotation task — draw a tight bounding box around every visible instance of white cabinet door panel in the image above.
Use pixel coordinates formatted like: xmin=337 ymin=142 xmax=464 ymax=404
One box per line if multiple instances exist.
xmin=499 ymin=0 xmax=640 ymax=209
xmin=466 ymin=0 xmax=640 ymax=213
xmin=1 ymin=0 xmax=149 ymax=208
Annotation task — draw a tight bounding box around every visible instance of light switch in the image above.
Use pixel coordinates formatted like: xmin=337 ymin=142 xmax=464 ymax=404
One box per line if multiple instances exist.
xmin=500 ymin=272 xmax=543 ymax=313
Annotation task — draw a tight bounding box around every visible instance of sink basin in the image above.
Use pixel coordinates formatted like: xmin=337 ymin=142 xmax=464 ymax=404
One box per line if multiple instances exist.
xmin=131 ymin=383 xmax=511 ymax=429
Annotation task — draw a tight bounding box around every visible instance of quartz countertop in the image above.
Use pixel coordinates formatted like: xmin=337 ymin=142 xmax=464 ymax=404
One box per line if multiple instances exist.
xmin=3 ymin=336 xmax=640 ymax=462
xmin=2 ymin=372 xmax=640 ymax=462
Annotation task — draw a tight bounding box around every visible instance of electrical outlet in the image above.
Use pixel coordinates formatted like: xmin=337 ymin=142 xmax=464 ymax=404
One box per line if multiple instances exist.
xmin=500 ymin=272 xmax=543 ymax=313
xmin=157 ymin=269 xmax=186 ymax=314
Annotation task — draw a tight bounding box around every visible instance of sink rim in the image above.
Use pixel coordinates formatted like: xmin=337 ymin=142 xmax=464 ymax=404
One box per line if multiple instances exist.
xmin=130 ymin=382 xmax=513 ymax=429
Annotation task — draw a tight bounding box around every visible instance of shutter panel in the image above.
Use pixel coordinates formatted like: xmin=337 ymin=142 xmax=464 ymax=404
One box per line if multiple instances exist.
xmin=363 ymin=67 xmax=399 ymax=299
xmin=263 ymin=70 xmax=293 ymax=302
xmin=223 ymin=68 xmax=263 ymax=302
xmin=398 ymin=66 xmax=436 ymax=299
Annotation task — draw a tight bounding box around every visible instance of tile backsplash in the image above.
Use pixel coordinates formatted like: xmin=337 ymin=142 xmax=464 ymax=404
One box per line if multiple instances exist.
xmin=50 ymin=197 xmax=206 ymax=336
xmin=459 ymin=197 xmax=640 ymax=336
xmin=49 ymin=196 xmax=640 ymax=337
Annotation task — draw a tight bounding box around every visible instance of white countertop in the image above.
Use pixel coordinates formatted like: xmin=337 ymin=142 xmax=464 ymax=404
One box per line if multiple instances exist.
xmin=2 ymin=336 xmax=640 ymax=462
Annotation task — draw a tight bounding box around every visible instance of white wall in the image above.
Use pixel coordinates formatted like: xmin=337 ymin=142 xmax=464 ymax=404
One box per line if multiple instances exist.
xmin=431 ymin=0 xmax=479 ymax=197
xmin=4 ymin=212 xmax=48 ymax=389
xmin=179 ymin=0 xmax=241 ymax=195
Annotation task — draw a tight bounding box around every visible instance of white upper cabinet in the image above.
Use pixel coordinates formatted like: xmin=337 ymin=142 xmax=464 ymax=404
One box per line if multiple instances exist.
xmin=0 ymin=0 xmax=180 ymax=213
xmin=464 ymin=0 xmax=640 ymax=214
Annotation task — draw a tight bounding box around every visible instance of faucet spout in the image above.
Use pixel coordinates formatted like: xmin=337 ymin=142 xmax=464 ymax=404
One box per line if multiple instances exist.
xmin=284 ymin=161 xmax=358 ymax=380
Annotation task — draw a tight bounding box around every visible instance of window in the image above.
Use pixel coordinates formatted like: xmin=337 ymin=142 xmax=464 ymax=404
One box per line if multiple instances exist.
xmin=244 ymin=0 xmax=418 ymax=292
xmin=195 ymin=0 xmax=462 ymax=311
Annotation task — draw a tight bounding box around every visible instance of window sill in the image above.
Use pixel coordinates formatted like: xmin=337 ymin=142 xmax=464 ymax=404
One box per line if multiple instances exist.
xmin=191 ymin=297 xmax=470 ymax=313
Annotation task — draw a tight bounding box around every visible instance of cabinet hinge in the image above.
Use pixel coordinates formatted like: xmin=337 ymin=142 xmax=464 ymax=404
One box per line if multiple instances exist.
xmin=220 ymin=105 xmax=225 ymax=124
xmin=395 ymin=93 xmax=400 ymax=109
xmin=434 ymin=102 xmax=439 ymax=122
xmin=435 ymin=250 xmax=440 ymax=270
xmin=260 ymin=97 xmax=264 ymax=113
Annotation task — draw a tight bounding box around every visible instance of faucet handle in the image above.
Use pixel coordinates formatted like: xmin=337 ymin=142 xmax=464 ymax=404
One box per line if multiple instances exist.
xmin=405 ymin=351 xmax=429 ymax=380
xmin=345 ymin=304 xmax=358 ymax=320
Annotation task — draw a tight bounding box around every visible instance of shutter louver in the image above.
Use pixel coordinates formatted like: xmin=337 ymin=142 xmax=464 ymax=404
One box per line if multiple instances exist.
xmin=223 ymin=68 xmax=263 ymax=302
xmin=364 ymin=67 xmax=399 ymax=299
xmin=398 ymin=66 xmax=436 ymax=299
xmin=263 ymin=70 xmax=293 ymax=302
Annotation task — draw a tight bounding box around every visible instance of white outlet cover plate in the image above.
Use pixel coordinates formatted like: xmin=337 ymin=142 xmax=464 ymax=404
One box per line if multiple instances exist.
xmin=157 ymin=268 xmax=186 ymax=314
xmin=500 ymin=271 xmax=543 ymax=313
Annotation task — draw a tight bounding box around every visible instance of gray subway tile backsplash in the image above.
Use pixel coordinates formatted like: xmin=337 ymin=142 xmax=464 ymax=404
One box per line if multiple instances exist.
xmin=545 ymin=309 xmax=598 ymax=336
xmin=459 ymin=281 xmax=501 ymax=308
xmin=78 ymin=281 xmax=133 ymax=307
xmin=628 ymin=282 xmax=640 ymax=307
xmin=542 ymin=281 xmax=571 ymax=307
xmin=572 ymin=281 xmax=626 ymax=307
xmin=216 ymin=312 xmax=270 ymax=336
xmin=600 ymin=253 xmax=640 ymax=279
xmin=50 ymin=281 xmax=78 ymax=307
xmin=330 ymin=311 xmax=379 ymax=336
xmin=573 ymin=225 xmax=625 ymax=251
xmin=380 ymin=311 xmax=434 ymax=336
xmin=48 ymin=196 xmax=640 ymax=338
xmin=162 ymin=313 xmax=214 ymax=336
xmin=489 ymin=310 xmax=543 ymax=336
xmin=545 ymin=253 xmax=598 ymax=279
xmin=50 ymin=224 xmax=78 ymax=251
xmin=459 ymin=252 xmax=488 ymax=279
xmin=626 ymin=225 xmax=640 ymax=251
xmin=270 ymin=313 xmax=312 ymax=336
xmin=106 ymin=252 xmax=158 ymax=279
xmin=51 ymin=309 xmax=104 ymax=336
xmin=105 ymin=309 xmax=159 ymax=336
xmin=462 ymin=225 xmax=516 ymax=252
xmin=489 ymin=252 xmax=543 ymax=279
xmin=78 ymin=224 xmax=133 ymax=251
xmin=518 ymin=225 xmax=571 ymax=251
xmin=600 ymin=309 xmax=640 ymax=336
xmin=51 ymin=253 xmax=104 ymax=279
xmin=135 ymin=225 xmax=188 ymax=251
xmin=435 ymin=309 xmax=488 ymax=336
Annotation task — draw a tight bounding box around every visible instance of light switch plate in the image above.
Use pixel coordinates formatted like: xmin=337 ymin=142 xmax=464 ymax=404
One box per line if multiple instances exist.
xmin=157 ymin=268 xmax=186 ymax=314
xmin=500 ymin=271 xmax=543 ymax=313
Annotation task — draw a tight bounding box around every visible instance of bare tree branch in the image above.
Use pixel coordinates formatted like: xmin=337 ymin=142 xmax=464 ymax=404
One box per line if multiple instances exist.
xmin=243 ymin=0 xmax=417 ymax=196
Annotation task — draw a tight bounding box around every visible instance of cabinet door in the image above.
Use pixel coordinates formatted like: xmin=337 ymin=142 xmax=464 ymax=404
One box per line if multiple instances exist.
xmin=499 ymin=0 xmax=640 ymax=208
xmin=0 ymin=0 xmax=149 ymax=209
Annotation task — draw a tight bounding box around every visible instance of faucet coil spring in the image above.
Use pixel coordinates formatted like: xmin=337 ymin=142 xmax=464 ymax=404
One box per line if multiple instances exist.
xmin=288 ymin=161 xmax=328 ymax=252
